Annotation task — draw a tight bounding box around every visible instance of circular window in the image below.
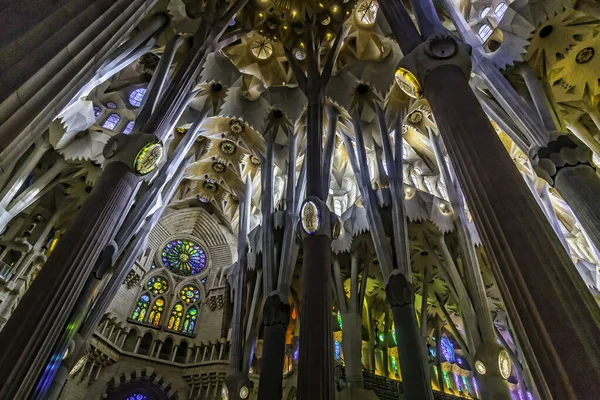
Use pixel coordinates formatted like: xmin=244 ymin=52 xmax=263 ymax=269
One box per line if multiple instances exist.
xmin=162 ymin=239 xmax=207 ymax=276
xmin=180 ymin=286 xmax=201 ymax=303
xmin=146 ymin=276 xmax=169 ymax=294
xmin=355 ymin=0 xmax=378 ymax=26
xmin=251 ymin=38 xmax=273 ymax=60
xmin=129 ymin=88 xmax=147 ymax=107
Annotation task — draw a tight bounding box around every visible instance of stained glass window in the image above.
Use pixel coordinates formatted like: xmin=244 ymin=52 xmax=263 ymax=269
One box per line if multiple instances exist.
xmin=168 ymin=303 xmax=184 ymax=331
xmin=441 ymin=336 xmax=455 ymax=362
xmin=123 ymin=121 xmax=134 ymax=134
xmin=126 ymin=395 xmax=148 ymax=400
xmin=148 ymin=297 xmax=164 ymax=325
xmin=102 ymin=113 xmax=120 ymax=130
xmin=161 ymin=240 xmax=206 ymax=276
xmin=462 ymin=375 xmax=471 ymax=394
xmin=337 ymin=311 xmax=342 ymax=329
xmin=391 ymin=356 xmax=398 ymax=375
xmin=129 ymin=88 xmax=146 ymax=107
xmin=146 ymin=276 xmax=169 ymax=294
xmin=392 ymin=330 xmax=397 ymax=345
xmin=180 ymin=286 xmax=200 ymax=303
xmin=93 ymin=106 xmax=102 ymax=118
xmin=183 ymin=306 xmax=198 ymax=334
xmin=106 ymin=101 xmax=117 ymax=109
xmin=334 ymin=341 xmax=341 ymax=359
xmin=132 ymin=293 xmax=150 ymax=321
xmin=201 ymin=277 xmax=207 ymax=285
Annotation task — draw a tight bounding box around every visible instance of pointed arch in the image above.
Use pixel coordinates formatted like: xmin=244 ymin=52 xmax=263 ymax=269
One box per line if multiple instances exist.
xmin=182 ymin=305 xmax=198 ymax=334
xmin=132 ymin=293 xmax=150 ymax=322
xmin=167 ymin=302 xmax=184 ymax=331
xmin=148 ymin=297 xmax=165 ymax=326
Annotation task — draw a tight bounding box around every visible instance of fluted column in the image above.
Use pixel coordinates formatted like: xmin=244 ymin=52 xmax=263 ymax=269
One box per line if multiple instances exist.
xmin=257 ymin=293 xmax=290 ymax=400
xmin=0 ymin=0 xmax=159 ymax=169
xmin=424 ymin=62 xmax=600 ymax=398
xmin=0 ymin=161 xmax=138 ymax=398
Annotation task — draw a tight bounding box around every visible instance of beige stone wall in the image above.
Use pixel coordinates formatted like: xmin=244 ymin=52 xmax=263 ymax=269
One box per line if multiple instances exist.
xmin=60 ymin=207 xmax=236 ymax=399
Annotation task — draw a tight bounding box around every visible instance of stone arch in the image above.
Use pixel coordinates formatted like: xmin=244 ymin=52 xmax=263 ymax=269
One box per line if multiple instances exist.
xmin=104 ymin=367 xmax=177 ymax=400
xmin=138 ymin=332 xmax=154 ymax=356
xmin=123 ymin=329 xmax=139 ymax=352
xmin=159 ymin=336 xmax=174 ymax=360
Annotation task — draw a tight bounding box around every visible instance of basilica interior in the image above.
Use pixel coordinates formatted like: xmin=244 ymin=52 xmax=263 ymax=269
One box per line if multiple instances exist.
xmin=1 ymin=0 xmax=600 ymax=399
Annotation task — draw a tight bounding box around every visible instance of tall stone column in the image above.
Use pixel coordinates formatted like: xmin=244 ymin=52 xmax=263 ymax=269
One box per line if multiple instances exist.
xmin=395 ymin=32 xmax=600 ymax=398
xmin=257 ymin=293 xmax=290 ymax=400
xmin=0 ymin=160 xmax=139 ymax=398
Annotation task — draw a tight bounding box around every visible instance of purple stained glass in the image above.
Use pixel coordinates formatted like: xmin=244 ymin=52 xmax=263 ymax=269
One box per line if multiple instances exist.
xmin=161 ymin=239 xmax=206 ymax=276
xmin=440 ymin=336 xmax=455 ymax=363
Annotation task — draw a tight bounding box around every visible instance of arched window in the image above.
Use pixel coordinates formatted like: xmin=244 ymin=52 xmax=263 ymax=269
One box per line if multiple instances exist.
xmin=132 ymin=293 xmax=150 ymax=321
xmin=168 ymin=302 xmax=184 ymax=331
xmin=494 ymin=2 xmax=508 ymax=19
xmin=182 ymin=306 xmax=198 ymax=334
xmin=102 ymin=113 xmax=120 ymax=130
xmin=478 ymin=24 xmax=493 ymax=42
xmin=480 ymin=6 xmax=491 ymax=18
xmin=123 ymin=121 xmax=134 ymax=134
xmin=129 ymin=88 xmax=147 ymax=107
xmin=148 ymin=297 xmax=165 ymax=326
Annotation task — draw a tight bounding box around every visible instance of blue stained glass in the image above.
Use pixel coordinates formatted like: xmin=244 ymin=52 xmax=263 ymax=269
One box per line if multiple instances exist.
xmin=161 ymin=239 xmax=206 ymax=276
xmin=129 ymin=88 xmax=146 ymax=107
xmin=334 ymin=341 xmax=341 ymax=359
xmin=123 ymin=121 xmax=134 ymax=134
xmin=440 ymin=336 xmax=455 ymax=363
xmin=201 ymin=277 xmax=207 ymax=285
xmin=93 ymin=106 xmax=102 ymax=118
xmin=106 ymin=102 xmax=117 ymax=109
xmin=102 ymin=113 xmax=120 ymax=130
xmin=126 ymin=394 xmax=148 ymax=400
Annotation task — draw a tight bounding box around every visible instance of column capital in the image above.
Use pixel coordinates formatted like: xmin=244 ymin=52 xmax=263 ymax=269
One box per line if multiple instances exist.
xmin=531 ymin=131 xmax=594 ymax=185
xmin=385 ymin=270 xmax=414 ymax=308
xmin=395 ymin=34 xmax=472 ymax=99
xmin=263 ymin=292 xmax=290 ymax=328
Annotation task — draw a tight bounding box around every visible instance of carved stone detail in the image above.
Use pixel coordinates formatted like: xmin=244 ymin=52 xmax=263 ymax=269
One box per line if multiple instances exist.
xmin=263 ymin=293 xmax=290 ymax=328
xmin=531 ymin=132 xmax=594 ymax=185
xmin=385 ymin=270 xmax=414 ymax=308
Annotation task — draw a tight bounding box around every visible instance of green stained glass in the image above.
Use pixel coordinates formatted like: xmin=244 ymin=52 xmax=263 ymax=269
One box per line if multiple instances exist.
xmin=146 ymin=276 xmax=168 ymax=294
xmin=162 ymin=239 xmax=206 ymax=276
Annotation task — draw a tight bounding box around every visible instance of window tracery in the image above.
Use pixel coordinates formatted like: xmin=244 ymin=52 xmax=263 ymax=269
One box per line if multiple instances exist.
xmin=161 ymin=239 xmax=207 ymax=276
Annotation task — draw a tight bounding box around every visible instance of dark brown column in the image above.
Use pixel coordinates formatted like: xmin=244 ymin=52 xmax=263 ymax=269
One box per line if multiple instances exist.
xmin=0 ymin=162 xmax=138 ymax=398
xmin=425 ymin=64 xmax=600 ymax=399
xmin=257 ymin=293 xmax=290 ymax=400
